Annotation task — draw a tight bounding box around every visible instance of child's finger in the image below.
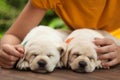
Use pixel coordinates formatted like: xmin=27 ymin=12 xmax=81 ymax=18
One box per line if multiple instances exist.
xmin=98 ymin=52 xmax=116 ymax=60
xmin=0 ymin=50 xmax=18 ymax=61
xmin=96 ymin=45 xmax=115 ymax=54
xmin=0 ymin=59 xmax=14 ymax=68
xmin=2 ymin=44 xmax=23 ymax=58
xmin=94 ymin=38 xmax=114 ymax=46
xmin=102 ymin=59 xmax=118 ymax=67
xmin=15 ymin=45 xmax=24 ymax=54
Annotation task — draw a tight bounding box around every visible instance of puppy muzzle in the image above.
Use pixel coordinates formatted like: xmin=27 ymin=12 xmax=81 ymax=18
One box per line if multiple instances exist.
xmin=32 ymin=60 xmax=49 ymax=73
xmin=38 ymin=60 xmax=47 ymax=68
xmin=79 ymin=61 xmax=87 ymax=68
xmin=75 ymin=61 xmax=88 ymax=73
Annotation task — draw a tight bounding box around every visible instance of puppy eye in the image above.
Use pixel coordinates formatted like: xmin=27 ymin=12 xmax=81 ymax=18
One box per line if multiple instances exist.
xmin=73 ymin=53 xmax=81 ymax=57
xmin=47 ymin=54 xmax=53 ymax=58
xmin=32 ymin=54 xmax=38 ymax=57
xmin=88 ymin=56 xmax=93 ymax=60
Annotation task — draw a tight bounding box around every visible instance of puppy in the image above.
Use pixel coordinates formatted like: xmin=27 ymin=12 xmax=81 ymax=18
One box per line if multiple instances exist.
xmin=61 ymin=29 xmax=105 ymax=72
xmin=16 ymin=25 xmax=69 ymax=73
xmin=62 ymin=28 xmax=120 ymax=73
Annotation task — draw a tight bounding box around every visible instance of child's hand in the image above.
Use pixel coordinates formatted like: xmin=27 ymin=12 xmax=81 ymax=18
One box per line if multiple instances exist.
xmin=0 ymin=44 xmax=24 ymax=68
xmin=94 ymin=38 xmax=120 ymax=68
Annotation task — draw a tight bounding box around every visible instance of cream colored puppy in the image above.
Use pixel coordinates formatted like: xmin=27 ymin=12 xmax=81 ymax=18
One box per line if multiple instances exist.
xmin=16 ymin=25 xmax=68 ymax=73
xmin=62 ymin=29 xmax=105 ymax=73
xmin=62 ymin=28 xmax=120 ymax=73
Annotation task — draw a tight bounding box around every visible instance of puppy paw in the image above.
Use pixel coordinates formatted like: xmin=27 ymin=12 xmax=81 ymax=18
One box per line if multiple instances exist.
xmin=56 ymin=61 xmax=64 ymax=68
xmin=16 ymin=60 xmax=29 ymax=70
xmin=96 ymin=60 xmax=102 ymax=69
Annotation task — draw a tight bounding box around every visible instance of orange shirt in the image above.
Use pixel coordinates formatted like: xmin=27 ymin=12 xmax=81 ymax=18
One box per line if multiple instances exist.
xmin=31 ymin=0 xmax=120 ymax=39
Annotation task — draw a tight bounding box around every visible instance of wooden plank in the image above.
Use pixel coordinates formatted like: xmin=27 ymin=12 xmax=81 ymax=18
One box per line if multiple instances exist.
xmin=0 ymin=65 xmax=120 ymax=80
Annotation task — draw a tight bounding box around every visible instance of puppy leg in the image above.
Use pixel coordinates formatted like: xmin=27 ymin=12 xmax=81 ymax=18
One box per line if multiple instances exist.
xmin=16 ymin=58 xmax=29 ymax=70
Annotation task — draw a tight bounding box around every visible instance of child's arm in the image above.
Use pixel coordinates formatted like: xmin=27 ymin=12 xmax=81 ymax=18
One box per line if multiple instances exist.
xmin=6 ymin=0 xmax=47 ymax=43
xmin=0 ymin=0 xmax=47 ymax=68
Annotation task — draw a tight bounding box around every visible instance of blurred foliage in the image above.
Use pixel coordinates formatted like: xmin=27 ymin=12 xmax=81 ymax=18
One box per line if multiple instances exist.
xmin=0 ymin=0 xmax=68 ymax=38
xmin=0 ymin=0 xmax=28 ymax=38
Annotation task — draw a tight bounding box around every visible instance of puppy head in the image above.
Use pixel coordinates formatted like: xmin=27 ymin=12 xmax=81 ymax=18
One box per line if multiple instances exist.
xmin=64 ymin=39 xmax=101 ymax=72
xmin=23 ymin=41 xmax=66 ymax=73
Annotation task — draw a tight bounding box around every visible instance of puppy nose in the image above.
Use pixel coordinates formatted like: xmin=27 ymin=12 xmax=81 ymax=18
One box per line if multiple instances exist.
xmin=79 ymin=61 xmax=87 ymax=68
xmin=38 ymin=60 xmax=46 ymax=67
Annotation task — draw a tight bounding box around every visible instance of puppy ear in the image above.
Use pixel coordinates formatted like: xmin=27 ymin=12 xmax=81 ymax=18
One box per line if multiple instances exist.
xmin=57 ymin=43 xmax=67 ymax=57
xmin=56 ymin=43 xmax=69 ymax=67
xmin=62 ymin=49 xmax=70 ymax=67
xmin=60 ymin=43 xmax=71 ymax=67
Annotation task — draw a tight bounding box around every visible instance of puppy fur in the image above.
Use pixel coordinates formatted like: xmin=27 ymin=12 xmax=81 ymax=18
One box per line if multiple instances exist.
xmin=62 ymin=29 xmax=105 ymax=72
xmin=16 ymin=25 xmax=69 ymax=73
xmin=62 ymin=28 xmax=120 ymax=73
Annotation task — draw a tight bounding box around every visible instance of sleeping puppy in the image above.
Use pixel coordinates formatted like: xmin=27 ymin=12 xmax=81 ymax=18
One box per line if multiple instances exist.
xmin=16 ymin=25 xmax=69 ymax=73
xmin=62 ymin=28 xmax=120 ymax=73
xmin=61 ymin=29 xmax=105 ymax=73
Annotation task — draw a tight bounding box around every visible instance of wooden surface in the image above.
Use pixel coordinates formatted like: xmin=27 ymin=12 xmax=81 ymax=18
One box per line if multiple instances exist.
xmin=0 ymin=65 xmax=120 ymax=80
